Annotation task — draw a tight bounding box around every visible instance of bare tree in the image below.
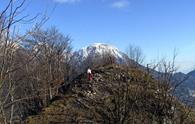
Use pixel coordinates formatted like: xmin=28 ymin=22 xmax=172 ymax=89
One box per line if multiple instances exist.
xmin=145 ymin=51 xmax=195 ymax=124
xmin=0 ymin=0 xmax=50 ymax=123
xmin=23 ymin=26 xmax=72 ymax=106
xmin=126 ymin=44 xmax=145 ymax=66
xmin=0 ymin=0 xmax=32 ymax=123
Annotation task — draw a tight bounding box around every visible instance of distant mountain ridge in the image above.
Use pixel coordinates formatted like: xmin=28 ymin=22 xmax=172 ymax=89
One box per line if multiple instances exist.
xmin=173 ymin=70 xmax=195 ymax=98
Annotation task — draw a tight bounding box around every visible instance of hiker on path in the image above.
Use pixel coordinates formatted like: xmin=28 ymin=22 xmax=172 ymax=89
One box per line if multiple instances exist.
xmin=87 ymin=68 xmax=93 ymax=81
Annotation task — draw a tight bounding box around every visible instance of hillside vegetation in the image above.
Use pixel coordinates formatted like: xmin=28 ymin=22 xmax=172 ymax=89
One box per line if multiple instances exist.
xmin=25 ymin=64 xmax=195 ymax=124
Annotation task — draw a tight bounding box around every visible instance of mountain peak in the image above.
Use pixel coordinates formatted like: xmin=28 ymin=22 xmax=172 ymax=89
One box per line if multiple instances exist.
xmin=87 ymin=43 xmax=119 ymax=50
xmin=74 ymin=43 xmax=127 ymax=63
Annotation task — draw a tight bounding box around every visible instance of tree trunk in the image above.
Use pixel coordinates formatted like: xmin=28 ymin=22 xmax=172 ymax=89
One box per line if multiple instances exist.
xmin=10 ymin=95 xmax=14 ymax=124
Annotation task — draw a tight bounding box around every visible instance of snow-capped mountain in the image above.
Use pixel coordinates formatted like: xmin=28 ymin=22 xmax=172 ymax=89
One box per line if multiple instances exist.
xmin=73 ymin=43 xmax=128 ymax=64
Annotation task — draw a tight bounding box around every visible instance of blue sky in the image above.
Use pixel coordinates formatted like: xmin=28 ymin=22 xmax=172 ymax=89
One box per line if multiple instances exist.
xmin=1 ymin=0 xmax=195 ymax=73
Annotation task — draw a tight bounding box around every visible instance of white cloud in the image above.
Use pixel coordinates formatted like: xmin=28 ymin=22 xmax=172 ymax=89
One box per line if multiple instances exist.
xmin=53 ymin=0 xmax=80 ymax=4
xmin=111 ymin=0 xmax=130 ymax=9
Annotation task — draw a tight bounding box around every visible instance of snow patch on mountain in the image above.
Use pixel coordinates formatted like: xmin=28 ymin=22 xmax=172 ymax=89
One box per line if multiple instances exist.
xmin=73 ymin=43 xmax=128 ymax=63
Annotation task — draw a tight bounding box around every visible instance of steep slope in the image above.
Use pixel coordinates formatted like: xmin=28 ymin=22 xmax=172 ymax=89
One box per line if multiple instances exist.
xmin=25 ymin=64 xmax=195 ymax=124
xmin=173 ymin=70 xmax=195 ymax=99
xmin=186 ymin=70 xmax=195 ymax=92
xmin=186 ymin=70 xmax=195 ymax=98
